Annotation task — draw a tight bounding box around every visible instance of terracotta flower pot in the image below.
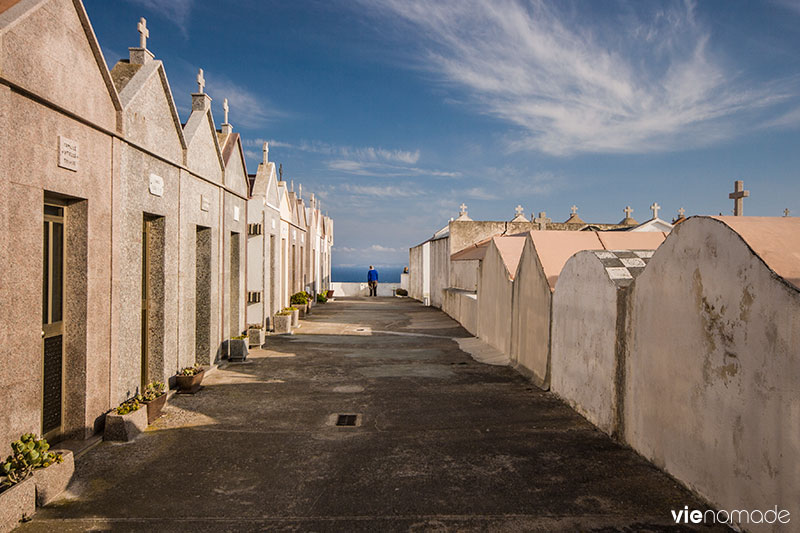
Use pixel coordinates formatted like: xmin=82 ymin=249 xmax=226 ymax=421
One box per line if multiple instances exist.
xmin=176 ymin=368 xmax=205 ymax=394
xmin=143 ymin=394 xmax=167 ymax=424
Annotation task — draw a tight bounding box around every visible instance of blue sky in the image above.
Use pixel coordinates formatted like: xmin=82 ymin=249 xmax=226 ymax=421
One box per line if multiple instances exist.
xmin=84 ymin=0 xmax=800 ymax=268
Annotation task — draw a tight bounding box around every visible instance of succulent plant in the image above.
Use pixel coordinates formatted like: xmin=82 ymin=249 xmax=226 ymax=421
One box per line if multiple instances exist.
xmin=178 ymin=364 xmax=203 ymax=376
xmin=1 ymin=434 xmax=63 ymax=487
xmin=141 ymin=381 xmax=165 ymax=402
xmin=316 ymin=293 xmax=327 ymax=303
xmin=115 ymin=397 xmax=141 ymax=415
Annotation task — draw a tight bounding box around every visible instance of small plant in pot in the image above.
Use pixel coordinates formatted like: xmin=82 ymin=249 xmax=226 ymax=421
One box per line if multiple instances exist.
xmin=176 ymin=364 xmax=205 ymax=394
xmin=1 ymin=434 xmax=67 ymax=524
xmin=316 ymin=293 xmax=327 ymax=304
xmin=291 ymin=292 xmax=309 ymax=317
xmin=273 ymin=309 xmax=293 ymax=334
xmin=105 ymin=397 xmax=147 ymax=441
xmin=141 ymin=381 xmax=166 ymax=424
xmin=1 ymin=434 xmax=63 ymax=489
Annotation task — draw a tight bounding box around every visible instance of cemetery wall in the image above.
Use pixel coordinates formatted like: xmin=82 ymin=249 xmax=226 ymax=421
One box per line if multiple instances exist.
xmin=625 ymin=216 xmax=800 ymax=526
xmin=550 ymin=251 xmax=623 ymax=435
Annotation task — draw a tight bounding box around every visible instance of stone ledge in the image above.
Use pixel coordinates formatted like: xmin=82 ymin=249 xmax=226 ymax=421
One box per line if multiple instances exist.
xmin=0 ymin=476 xmax=35 ymax=533
xmin=33 ymin=450 xmax=74 ymax=507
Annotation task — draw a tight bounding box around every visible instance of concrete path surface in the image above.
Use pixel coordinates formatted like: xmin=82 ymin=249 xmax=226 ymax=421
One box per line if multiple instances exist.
xmin=17 ymin=298 xmax=728 ymax=532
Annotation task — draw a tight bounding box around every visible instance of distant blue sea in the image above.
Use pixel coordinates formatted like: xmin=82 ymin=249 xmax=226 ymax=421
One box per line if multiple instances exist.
xmin=332 ymin=266 xmax=404 ymax=283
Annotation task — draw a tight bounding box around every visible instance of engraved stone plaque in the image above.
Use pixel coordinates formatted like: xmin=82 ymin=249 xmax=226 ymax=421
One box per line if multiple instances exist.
xmin=58 ymin=136 xmax=79 ymax=171
xmin=149 ymin=174 xmax=164 ymax=197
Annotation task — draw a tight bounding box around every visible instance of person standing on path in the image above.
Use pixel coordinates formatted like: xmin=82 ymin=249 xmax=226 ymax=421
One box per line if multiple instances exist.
xmin=367 ymin=265 xmax=379 ymax=297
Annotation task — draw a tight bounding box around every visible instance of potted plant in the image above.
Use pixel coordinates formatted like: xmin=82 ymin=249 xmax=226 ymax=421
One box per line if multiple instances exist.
xmin=273 ymin=309 xmax=293 ymax=334
xmin=326 ymin=289 xmax=335 ymax=299
xmin=104 ymin=397 xmax=148 ymax=441
xmin=223 ymin=335 xmax=249 ymax=362
xmin=175 ymin=364 xmax=205 ymax=394
xmin=316 ymin=293 xmax=327 ymax=304
xmin=141 ymin=381 xmax=167 ymax=424
xmin=247 ymin=323 xmax=264 ymax=348
xmin=288 ymin=306 xmax=300 ymax=327
xmin=291 ymin=292 xmax=308 ymax=318
xmin=1 ymin=433 xmax=71 ymax=514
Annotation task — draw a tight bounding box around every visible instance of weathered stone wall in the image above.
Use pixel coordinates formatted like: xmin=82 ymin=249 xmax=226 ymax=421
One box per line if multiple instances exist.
xmin=550 ymin=252 xmax=620 ymax=435
xmin=509 ymin=237 xmax=552 ymax=388
xmin=111 ymin=140 xmax=181 ymax=404
xmin=408 ymin=244 xmax=424 ymax=301
xmin=450 ymin=259 xmax=479 ymax=291
xmin=442 ymin=289 xmax=478 ymax=336
xmin=430 ymin=237 xmax=450 ymax=309
xmin=476 ymin=241 xmax=514 ymax=355
xmin=626 ymin=217 xmax=800 ymax=528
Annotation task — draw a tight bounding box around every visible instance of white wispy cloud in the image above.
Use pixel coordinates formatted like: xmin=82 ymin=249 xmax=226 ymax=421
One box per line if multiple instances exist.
xmin=363 ymin=0 xmax=794 ymax=155
xmin=247 ymin=139 xmax=420 ymax=164
xmin=126 ymin=0 xmax=193 ymax=37
xmin=206 ymin=78 xmax=285 ymax=129
xmin=369 ymin=244 xmax=399 ymax=252
xmin=340 ymin=184 xmax=421 ymax=197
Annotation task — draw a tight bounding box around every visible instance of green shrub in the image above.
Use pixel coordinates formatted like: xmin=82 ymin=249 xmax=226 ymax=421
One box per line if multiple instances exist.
xmin=316 ymin=293 xmax=327 ymax=303
xmin=276 ymin=310 xmax=293 ymax=316
xmin=290 ymin=292 xmax=309 ymax=305
xmin=1 ymin=434 xmax=63 ymax=488
xmin=231 ymin=335 xmax=247 ymax=340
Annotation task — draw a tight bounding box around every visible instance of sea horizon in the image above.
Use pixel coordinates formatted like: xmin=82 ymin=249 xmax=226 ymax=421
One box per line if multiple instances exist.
xmin=332 ymin=265 xmax=405 ymax=283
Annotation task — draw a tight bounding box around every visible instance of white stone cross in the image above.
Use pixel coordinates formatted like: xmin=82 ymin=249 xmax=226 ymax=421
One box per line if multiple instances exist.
xmin=570 ymin=205 xmax=578 ymax=215
xmin=138 ymin=17 xmax=149 ymax=49
xmin=262 ymin=142 xmax=269 ymax=164
xmin=459 ymin=203 xmax=468 ymax=216
xmin=650 ymin=202 xmax=660 ymax=219
xmin=729 ymin=180 xmax=749 ymax=216
xmin=223 ymin=98 xmax=229 ymax=124
xmin=299 ymin=183 xmax=302 ymax=199
xmin=515 ymin=205 xmax=524 ymax=217
xmin=784 ymin=208 xmax=790 ymax=217
xmin=197 ymin=68 xmax=205 ymax=94
xmin=624 ymin=206 xmax=634 ymax=218
xmin=534 ymin=211 xmax=551 ymax=230
xmin=678 ymin=207 xmax=685 ymax=217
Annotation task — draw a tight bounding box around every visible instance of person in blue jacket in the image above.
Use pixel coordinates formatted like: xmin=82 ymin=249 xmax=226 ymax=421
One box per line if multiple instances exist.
xmin=367 ymin=265 xmax=379 ymax=297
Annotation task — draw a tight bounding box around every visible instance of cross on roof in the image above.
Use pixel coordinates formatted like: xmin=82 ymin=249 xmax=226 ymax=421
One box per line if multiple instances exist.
xmin=459 ymin=203 xmax=468 ymax=215
xmin=196 ymin=68 xmax=205 ymax=94
xmin=728 ymin=180 xmax=749 ymax=216
xmin=223 ymin=98 xmax=229 ymax=124
xmin=678 ymin=207 xmax=685 ymax=217
xmin=279 ymin=163 xmax=283 ymax=180
xmin=534 ymin=211 xmax=551 ymax=230
xmin=624 ymin=206 xmax=634 ymax=218
xmin=570 ymin=205 xmax=578 ymax=215
xmin=262 ymin=142 xmax=269 ymax=164
xmin=137 ymin=17 xmax=149 ymax=49
xmin=650 ymin=202 xmax=660 ymax=219
xmin=515 ymin=205 xmax=524 ymax=217
xmin=785 ymin=208 xmax=791 ymax=217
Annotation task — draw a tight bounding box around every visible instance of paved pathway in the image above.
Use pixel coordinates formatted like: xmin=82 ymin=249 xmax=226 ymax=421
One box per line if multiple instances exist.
xmin=18 ymin=298 xmax=727 ymax=532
